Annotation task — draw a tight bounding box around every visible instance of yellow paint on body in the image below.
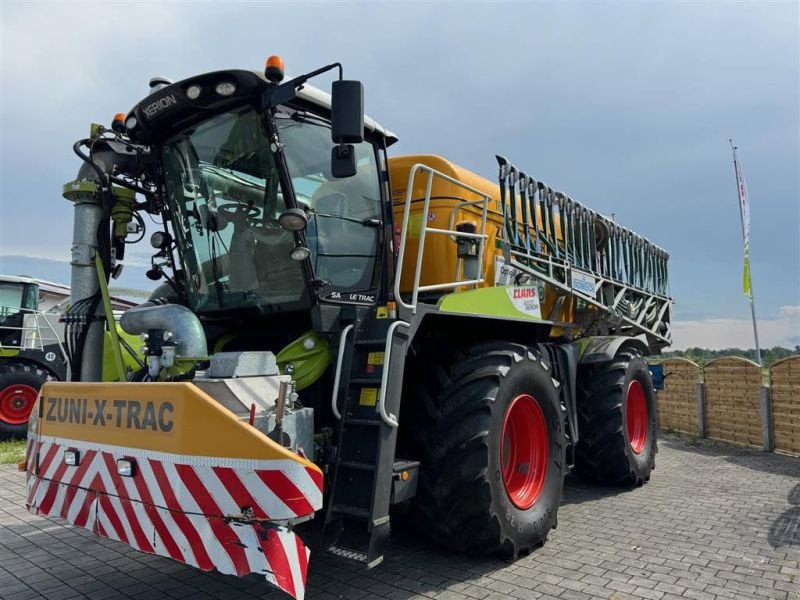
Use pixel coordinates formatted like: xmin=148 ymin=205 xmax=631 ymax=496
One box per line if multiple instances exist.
xmin=37 ymin=382 xmax=318 ymax=470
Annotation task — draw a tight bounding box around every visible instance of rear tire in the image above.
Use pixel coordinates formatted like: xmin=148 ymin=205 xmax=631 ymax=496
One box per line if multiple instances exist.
xmin=407 ymin=342 xmax=565 ymax=557
xmin=573 ymin=348 xmax=657 ymax=485
xmin=0 ymin=363 xmax=50 ymax=439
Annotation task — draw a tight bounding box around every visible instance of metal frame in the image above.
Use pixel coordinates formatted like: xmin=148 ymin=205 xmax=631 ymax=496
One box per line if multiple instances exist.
xmin=506 ymin=249 xmax=671 ymax=345
xmin=496 ymin=155 xmax=672 ymax=347
xmin=0 ymin=304 xmax=68 ymax=361
xmin=330 ymin=324 xmax=354 ymax=420
xmin=376 ymin=320 xmax=409 ymax=428
xmin=394 ymin=164 xmax=491 ymax=314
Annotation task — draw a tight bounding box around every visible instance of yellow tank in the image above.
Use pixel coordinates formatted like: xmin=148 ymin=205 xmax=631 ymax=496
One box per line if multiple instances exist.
xmin=389 ymin=154 xmax=575 ymax=326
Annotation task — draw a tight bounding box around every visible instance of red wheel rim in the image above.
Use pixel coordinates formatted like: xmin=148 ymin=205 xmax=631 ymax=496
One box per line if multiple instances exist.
xmin=501 ymin=394 xmax=549 ymax=510
xmin=626 ymin=380 xmax=648 ymax=454
xmin=0 ymin=384 xmax=38 ymax=425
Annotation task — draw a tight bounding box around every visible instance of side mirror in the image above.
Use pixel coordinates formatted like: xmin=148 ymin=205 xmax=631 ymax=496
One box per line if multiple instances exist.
xmin=331 ymin=144 xmax=356 ymax=178
xmin=331 ymin=80 xmax=364 ymax=144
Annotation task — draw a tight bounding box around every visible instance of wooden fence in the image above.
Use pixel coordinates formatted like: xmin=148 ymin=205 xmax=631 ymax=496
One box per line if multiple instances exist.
xmin=770 ymin=356 xmax=800 ymax=455
xmin=657 ymin=358 xmax=700 ymax=433
xmin=655 ymin=355 xmax=800 ymax=455
xmin=704 ymin=357 xmax=763 ymax=447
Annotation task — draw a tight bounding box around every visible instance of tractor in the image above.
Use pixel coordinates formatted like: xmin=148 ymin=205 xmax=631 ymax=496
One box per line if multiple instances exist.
xmin=24 ymin=56 xmax=671 ymax=600
xmin=0 ymin=276 xmax=70 ymax=437
xmin=0 ymin=275 xmax=140 ymax=437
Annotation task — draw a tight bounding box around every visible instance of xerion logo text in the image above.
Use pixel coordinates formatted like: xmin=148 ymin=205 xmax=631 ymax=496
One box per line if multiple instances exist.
xmin=45 ymin=397 xmax=174 ymax=432
xmin=142 ymin=94 xmax=177 ymax=119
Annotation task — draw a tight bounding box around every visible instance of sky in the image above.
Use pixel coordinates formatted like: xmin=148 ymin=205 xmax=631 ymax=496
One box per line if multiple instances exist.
xmin=1 ymin=1 xmax=798 ymax=350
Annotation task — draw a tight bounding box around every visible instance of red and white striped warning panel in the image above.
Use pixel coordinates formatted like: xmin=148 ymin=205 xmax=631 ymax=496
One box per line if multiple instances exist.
xmin=26 ymin=437 xmax=322 ymax=600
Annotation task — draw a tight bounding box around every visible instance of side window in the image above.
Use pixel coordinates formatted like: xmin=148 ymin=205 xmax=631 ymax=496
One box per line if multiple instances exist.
xmin=0 ymin=284 xmax=23 ymax=317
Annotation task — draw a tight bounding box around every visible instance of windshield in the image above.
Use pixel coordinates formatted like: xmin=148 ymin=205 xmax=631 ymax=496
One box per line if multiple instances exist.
xmin=277 ymin=111 xmax=382 ymax=293
xmin=162 ymin=106 xmax=307 ymax=312
xmin=0 ymin=283 xmax=25 ymax=315
xmin=162 ymin=105 xmax=384 ymax=313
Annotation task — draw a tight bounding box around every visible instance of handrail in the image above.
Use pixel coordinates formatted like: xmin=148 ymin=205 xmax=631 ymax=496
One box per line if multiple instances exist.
xmin=376 ymin=320 xmax=409 ymax=428
xmin=330 ymin=324 xmax=354 ymax=420
xmin=394 ymin=164 xmax=492 ymax=314
xmin=0 ymin=305 xmax=66 ymax=354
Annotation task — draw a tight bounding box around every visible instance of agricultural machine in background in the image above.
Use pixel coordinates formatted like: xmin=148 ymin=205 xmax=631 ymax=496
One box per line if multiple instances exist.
xmin=0 ymin=276 xmax=69 ymax=437
xmin=0 ymin=276 xmax=138 ymax=438
xmin=25 ymin=56 xmax=672 ymax=599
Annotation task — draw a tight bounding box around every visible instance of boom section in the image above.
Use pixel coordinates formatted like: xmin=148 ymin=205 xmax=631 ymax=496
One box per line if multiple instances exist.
xmin=495 ymin=155 xmax=672 ymax=348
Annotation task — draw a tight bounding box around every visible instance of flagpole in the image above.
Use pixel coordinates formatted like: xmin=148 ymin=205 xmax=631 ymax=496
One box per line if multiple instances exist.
xmin=730 ymin=140 xmax=762 ymax=365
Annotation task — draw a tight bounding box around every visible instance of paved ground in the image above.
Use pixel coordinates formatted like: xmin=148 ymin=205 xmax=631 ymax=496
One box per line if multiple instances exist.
xmin=0 ymin=433 xmax=798 ymax=600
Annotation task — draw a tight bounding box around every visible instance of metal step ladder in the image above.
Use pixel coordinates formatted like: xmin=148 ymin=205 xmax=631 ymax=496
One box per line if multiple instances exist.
xmin=495 ymin=155 xmax=673 ymax=348
xmin=322 ymin=310 xmax=414 ymax=568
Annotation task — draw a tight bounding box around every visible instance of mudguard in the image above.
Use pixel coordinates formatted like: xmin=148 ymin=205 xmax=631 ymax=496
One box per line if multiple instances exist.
xmin=575 ymin=334 xmax=650 ymax=365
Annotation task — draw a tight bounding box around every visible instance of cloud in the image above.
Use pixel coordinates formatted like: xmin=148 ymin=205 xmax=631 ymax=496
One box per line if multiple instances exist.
xmin=779 ymin=305 xmax=800 ymax=317
xmin=671 ymin=306 xmax=800 ymax=350
xmin=1 ymin=2 xmax=797 ymax=325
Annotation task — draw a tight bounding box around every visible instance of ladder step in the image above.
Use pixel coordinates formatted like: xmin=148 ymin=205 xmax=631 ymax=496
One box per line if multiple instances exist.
xmin=339 ymin=460 xmax=376 ymax=471
xmin=344 ymin=418 xmax=382 ymax=427
xmin=332 ymin=504 xmax=371 ymax=519
xmin=355 ymin=338 xmax=387 ymax=348
xmin=327 ymin=545 xmax=369 ymax=564
xmin=349 ymin=377 xmax=383 ymax=386
xmin=393 ymin=459 xmax=420 ymax=472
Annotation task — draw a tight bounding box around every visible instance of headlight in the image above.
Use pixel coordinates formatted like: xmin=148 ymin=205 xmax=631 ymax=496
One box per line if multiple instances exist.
xmin=278 ymin=208 xmax=308 ymax=232
xmin=150 ymin=230 xmax=172 ymax=249
xmin=186 ymin=84 xmax=202 ymax=100
xmin=290 ymin=246 xmax=311 ymax=261
xmin=215 ymin=82 xmax=236 ymax=97
xmin=117 ymin=458 xmax=136 ymax=477
xmin=125 ymin=116 xmax=138 ymax=130
xmin=63 ymin=449 xmax=79 ymax=466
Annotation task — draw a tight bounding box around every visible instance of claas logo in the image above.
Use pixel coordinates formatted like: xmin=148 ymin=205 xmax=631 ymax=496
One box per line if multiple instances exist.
xmin=44 ymin=397 xmax=174 ymax=432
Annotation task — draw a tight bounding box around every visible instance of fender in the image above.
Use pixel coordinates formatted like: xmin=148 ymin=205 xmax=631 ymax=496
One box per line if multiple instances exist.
xmin=573 ymin=334 xmax=650 ymax=365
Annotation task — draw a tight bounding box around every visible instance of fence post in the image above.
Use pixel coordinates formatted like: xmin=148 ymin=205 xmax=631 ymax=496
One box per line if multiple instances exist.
xmin=696 ymin=382 xmax=706 ymax=438
xmin=760 ymin=385 xmax=774 ymax=452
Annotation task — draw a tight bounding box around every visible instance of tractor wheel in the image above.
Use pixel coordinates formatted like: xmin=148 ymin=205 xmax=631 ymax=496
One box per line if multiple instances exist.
xmin=573 ymin=348 xmax=657 ymax=485
xmin=409 ymin=342 xmax=565 ymax=557
xmin=0 ymin=363 xmax=50 ymax=439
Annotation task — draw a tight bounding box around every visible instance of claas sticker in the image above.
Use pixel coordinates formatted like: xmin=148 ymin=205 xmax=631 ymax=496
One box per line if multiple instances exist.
xmin=44 ymin=397 xmax=174 ymax=432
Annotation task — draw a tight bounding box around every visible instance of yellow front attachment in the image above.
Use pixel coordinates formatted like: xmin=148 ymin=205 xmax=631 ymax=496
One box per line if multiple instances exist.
xmin=32 ymin=382 xmax=312 ymax=459
xmin=26 ymin=382 xmax=322 ymax=600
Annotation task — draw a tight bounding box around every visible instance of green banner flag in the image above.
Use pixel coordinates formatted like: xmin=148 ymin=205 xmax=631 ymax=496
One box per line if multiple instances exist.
xmin=732 ymin=146 xmax=752 ymax=297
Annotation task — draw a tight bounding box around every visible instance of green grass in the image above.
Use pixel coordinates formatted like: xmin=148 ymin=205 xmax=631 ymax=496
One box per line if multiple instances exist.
xmin=0 ymin=439 xmax=26 ymax=465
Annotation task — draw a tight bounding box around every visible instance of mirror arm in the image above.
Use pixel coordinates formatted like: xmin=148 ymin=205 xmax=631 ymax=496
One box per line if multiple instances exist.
xmin=261 ymin=63 xmax=343 ymax=109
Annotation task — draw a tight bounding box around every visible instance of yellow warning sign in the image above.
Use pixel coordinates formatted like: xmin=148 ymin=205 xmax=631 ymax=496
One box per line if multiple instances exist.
xmin=359 ymin=388 xmax=378 ymax=407
xmin=367 ymin=352 xmax=385 ymax=366
xmin=376 ymin=306 xmax=389 ymax=319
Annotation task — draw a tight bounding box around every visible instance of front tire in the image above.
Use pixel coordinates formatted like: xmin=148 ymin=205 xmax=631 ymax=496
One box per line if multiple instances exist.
xmin=408 ymin=342 xmax=565 ymax=557
xmin=0 ymin=363 xmax=50 ymax=439
xmin=573 ymin=348 xmax=657 ymax=485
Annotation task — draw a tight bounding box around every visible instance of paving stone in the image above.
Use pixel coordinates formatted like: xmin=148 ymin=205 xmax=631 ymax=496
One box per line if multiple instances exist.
xmin=0 ymin=434 xmax=798 ymax=600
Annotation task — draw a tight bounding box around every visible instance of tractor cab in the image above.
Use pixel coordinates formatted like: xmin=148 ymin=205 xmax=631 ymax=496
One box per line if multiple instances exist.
xmin=121 ymin=65 xmax=396 ymax=326
xmin=0 ymin=276 xmax=41 ymax=348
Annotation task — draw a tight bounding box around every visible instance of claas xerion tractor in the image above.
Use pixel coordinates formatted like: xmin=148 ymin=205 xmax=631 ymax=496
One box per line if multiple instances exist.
xmin=25 ymin=56 xmax=672 ymax=599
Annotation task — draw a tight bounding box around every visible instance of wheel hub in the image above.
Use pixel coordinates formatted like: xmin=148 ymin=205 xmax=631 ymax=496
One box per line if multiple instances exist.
xmin=0 ymin=384 xmax=38 ymax=425
xmin=501 ymin=394 xmax=549 ymax=509
xmin=626 ymin=380 xmax=648 ymax=454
